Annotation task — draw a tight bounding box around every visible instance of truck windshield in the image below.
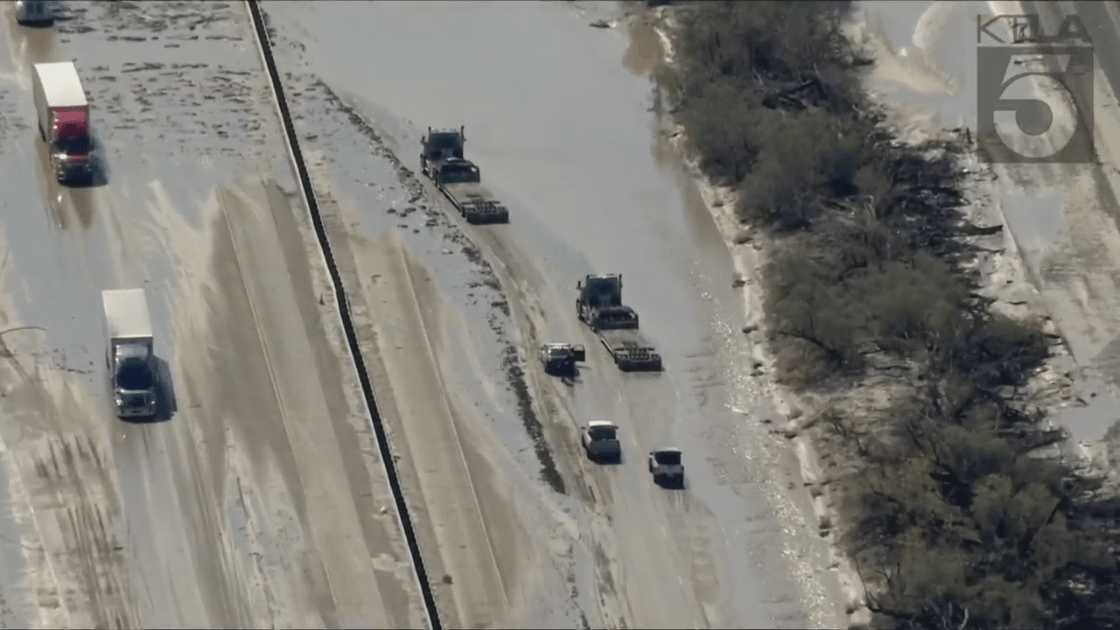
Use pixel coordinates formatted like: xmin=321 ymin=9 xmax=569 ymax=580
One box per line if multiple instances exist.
xmin=429 ymin=133 xmax=461 ymax=153
xmin=585 ymin=277 xmax=622 ymax=307
xmin=116 ymin=362 xmax=153 ymax=391
xmin=55 ymin=135 xmax=91 ymax=155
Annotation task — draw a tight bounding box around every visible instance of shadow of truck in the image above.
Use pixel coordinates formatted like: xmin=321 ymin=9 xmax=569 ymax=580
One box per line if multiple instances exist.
xmin=153 ymin=356 xmax=178 ymax=421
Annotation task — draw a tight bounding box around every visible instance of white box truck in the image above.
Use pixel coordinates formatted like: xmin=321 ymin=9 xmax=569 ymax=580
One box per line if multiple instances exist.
xmin=102 ymin=289 xmax=157 ymax=419
xmin=32 ymin=61 xmax=92 ymax=185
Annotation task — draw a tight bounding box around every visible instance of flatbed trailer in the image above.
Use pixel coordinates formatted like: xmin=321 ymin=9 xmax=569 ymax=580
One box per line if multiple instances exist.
xmin=420 ymin=126 xmax=509 ymax=224
xmin=436 ymin=179 xmax=509 ymax=224
xmin=576 ymin=272 xmax=663 ymax=372
xmin=596 ymin=327 xmax=662 ymax=371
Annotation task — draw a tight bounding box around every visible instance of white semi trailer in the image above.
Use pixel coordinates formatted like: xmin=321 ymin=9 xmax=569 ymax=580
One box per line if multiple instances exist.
xmin=102 ymin=289 xmax=157 ymax=419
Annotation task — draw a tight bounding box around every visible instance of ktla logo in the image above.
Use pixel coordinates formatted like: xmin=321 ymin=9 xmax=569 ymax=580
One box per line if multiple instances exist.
xmin=976 ymin=13 xmax=1094 ymax=164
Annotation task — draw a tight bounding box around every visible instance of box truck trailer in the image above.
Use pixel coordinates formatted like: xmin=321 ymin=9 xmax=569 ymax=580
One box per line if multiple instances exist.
xmin=102 ymin=289 xmax=157 ymax=419
xmin=32 ymin=62 xmax=92 ymax=185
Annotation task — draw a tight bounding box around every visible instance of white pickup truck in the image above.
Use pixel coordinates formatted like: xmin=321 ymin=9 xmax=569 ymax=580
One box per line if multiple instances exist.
xmin=581 ymin=421 xmax=622 ymax=463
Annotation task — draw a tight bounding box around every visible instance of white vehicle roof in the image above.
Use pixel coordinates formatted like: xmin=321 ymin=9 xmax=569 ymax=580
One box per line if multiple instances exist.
xmin=653 ymin=447 xmax=682 ymax=454
xmin=587 ymin=420 xmax=617 ymax=429
xmin=102 ymin=289 xmax=153 ymax=339
xmin=33 ymin=62 xmax=87 ymax=108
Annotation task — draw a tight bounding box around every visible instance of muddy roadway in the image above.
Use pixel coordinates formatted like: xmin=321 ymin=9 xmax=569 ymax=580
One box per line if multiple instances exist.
xmin=857 ymin=0 xmax=1120 ymax=469
xmin=0 ymin=2 xmax=427 ymax=628
xmin=263 ymin=1 xmax=848 ymax=629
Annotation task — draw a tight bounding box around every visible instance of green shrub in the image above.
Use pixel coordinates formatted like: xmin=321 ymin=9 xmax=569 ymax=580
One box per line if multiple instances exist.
xmin=661 ymin=0 xmax=1120 ymax=626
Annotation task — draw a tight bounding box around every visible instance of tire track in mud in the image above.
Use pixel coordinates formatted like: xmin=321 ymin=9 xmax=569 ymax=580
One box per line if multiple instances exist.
xmin=31 ymin=435 xmax=130 ymax=630
xmin=305 ymin=78 xmax=567 ymax=497
xmin=253 ymin=9 xmax=716 ymax=628
xmin=0 ymin=361 xmax=138 ymax=628
xmin=464 ymin=229 xmax=697 ymax=630
xmin=470 ymin=232 xmax=606 ymax=503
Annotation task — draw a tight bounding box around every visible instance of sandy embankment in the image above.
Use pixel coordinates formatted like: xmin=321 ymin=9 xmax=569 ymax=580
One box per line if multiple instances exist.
xmin=647 ymin=13 xmax=873 ymax=629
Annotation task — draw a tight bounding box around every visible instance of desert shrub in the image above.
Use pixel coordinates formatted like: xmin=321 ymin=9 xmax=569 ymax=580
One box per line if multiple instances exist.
xmin=740 ymin=108 xmax=862 ymax=228
xmin=765 ymin=247 xmax=862 ymax=371
xmin=679 ymin=79 xmax=762 ymax=184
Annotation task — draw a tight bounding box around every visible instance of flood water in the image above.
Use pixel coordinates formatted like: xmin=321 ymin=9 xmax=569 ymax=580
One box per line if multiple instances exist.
xmin=264 ymin=0 xmax=850 ymax=627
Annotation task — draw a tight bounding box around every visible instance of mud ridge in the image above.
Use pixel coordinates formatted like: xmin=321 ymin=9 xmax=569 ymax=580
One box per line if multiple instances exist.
xmin=244 ymin=2 xmax=442 ymax=628
xmin=309 ymin=79 xmax=567 ymax=496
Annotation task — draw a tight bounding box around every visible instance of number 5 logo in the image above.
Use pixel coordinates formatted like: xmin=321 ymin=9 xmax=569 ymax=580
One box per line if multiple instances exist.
xmin=977 ymin=45 xmax=1094 ymax=164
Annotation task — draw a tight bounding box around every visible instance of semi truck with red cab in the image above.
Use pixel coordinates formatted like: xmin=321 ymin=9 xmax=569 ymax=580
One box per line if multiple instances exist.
xmin=32 ymin=61 xmax=92 ymax=185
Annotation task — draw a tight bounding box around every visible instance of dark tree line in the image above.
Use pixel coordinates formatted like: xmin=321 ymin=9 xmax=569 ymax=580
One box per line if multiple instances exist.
xmin=658 ymin=1 xmax=1120 ymax=628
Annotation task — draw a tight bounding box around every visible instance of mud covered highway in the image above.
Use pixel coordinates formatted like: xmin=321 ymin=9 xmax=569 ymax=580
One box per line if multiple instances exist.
xmin=0 ymin=2 xmax=425 ymax=628
xmin=260 ymin=1 xmax=850 ymax=628
xmin=0 ymin=2 xmax=853 ymax=629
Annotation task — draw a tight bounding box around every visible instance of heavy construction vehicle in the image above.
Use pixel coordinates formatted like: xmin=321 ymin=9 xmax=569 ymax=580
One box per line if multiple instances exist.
xmin=419 ymin=126 xmax=509 ymax=224
xmin=576 ymin=274 xmax=662 ymax=372
xmin=539 ymin=342 xmax=586 ymax=379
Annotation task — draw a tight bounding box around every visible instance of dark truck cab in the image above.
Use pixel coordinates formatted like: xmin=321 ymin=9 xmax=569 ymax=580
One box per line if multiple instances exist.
xmin=420 ymin=126 xmax=509 ymax=224
xmin=15 ymin=0 xmax=53 ymax=25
